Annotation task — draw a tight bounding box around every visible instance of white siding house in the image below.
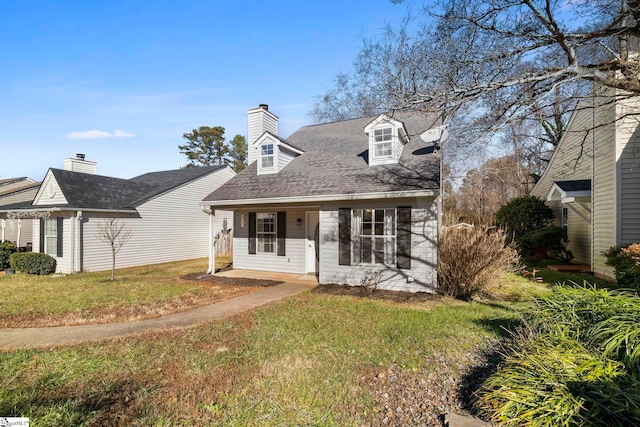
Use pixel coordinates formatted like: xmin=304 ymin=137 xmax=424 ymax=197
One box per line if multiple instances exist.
xmin=2 ymin=156 xmax=234 ymax=274
xmin=203 ymin=106 xmax=441 ymax=292
xmin=0 ymin=177 xmax=40 ymax=249
xmin=531 ymin=91 xmax=640 ymax=279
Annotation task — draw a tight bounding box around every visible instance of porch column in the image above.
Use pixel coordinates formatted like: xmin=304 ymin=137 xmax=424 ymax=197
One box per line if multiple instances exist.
xmin=208 ymin=208 xmax=216 ymax=274
xmin=1 ymin=219 xmax=4 ymax=242
xmin=16 ymin=219 xmax=22 ymax=248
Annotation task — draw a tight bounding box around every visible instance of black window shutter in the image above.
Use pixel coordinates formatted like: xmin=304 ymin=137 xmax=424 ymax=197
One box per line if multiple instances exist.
xmin=277 ymin=211 xmax=286 ymax=256
xmin=56 ymin=217 xmax=64 ymax=258
xmin=397 ymin=207 xmax=411 ymax=269
xmin=338 ymin=208 xmax=351 ymax=266
xmin=248 ymin=212 xmax=256 ymax=254
xmin=39 ymin=218 xmax=45 ymax=253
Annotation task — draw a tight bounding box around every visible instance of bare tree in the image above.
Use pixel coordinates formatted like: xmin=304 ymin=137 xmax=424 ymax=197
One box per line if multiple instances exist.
xmin=313 ymin=0 xmax=640 ymax=159
xmin=96 ymin=218 xmax=133 ymax=281
xmin=454 ymin=155 xmax=533 ymax=226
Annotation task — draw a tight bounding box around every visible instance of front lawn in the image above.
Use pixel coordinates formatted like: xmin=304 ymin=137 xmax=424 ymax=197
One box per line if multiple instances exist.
xmin=0 ymin=287 xmax=531 ymax=426
xmin=0 ymin=257 xmax=242 ymax=328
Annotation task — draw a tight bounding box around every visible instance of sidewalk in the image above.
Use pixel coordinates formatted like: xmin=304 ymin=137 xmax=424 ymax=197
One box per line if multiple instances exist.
xmin=0 ymin=281 xmax=317 ymax=351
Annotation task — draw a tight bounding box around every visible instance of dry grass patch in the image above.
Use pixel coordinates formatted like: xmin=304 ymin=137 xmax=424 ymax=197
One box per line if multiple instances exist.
xmin=0 ymin=257 xmax=262 ymax=328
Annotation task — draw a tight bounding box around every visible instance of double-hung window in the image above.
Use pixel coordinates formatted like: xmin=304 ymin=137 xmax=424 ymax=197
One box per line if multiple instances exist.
xmin=561 ymin=206 xmax=569 ymax=241
xmin=352 ymin=208 xmax=396 ymax=264
xmin=261 ymin=144 xmax=274 ymax=169
xmin=44 ymin=218 xmax=58 ymax=256
xmin=373 ymin=128 xmax=393 ymax=158
xmin=257 ymin=213 xmax=276 ymax=253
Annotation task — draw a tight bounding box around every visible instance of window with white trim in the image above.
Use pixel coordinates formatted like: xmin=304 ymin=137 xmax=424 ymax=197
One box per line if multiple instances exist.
xmin=352 ymin=208 xmax=396 ymax=264
xmin=561 ymin=206 xmax=569 ymax=241
xmin=257 ymin=213 xmax=276 ymax=253
xmin=44 ymin=218 xmax=58 ymax=256
xmin=261 ymin=144 xmax=274 ymax=169
xmin=373 ymin=128 xmax=393 ymax=159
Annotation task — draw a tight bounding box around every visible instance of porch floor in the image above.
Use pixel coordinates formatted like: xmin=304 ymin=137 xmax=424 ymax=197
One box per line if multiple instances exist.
xmin=215 ymin=269 xmax=319 ymax=285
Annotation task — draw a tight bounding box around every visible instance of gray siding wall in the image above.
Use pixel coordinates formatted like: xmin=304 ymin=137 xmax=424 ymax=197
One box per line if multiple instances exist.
xmin=592 ymin=95 xmax=617 ymax=278
xmin=33 ymin=174 xmax=67 ymax=206
xmin=233 ymin=207 xmax=308 ymax=274
xmin=80 ymin=168 xmax=235 ymax=272
xmin=566 ymin=202 xmax=591 ymax=265
xmin=33 ymin=215 xmax=74 ymax=273
xmin=0 ymin=179 xmax=35 ymax=193
xmin=617 ymin=97 xmax=640 ymax=245
xmin=247 ymin=108 xmax=279 ymax=165
xmin=1 ymin=218 xmax=34 ymax=247
xmin=277 ymin=147 xmax=297 ymax=172
xmin=0 ymin=187 xmax=38 ymax=206
xmin=531 ymin=105 xmax=595 ymax=266
xmin=33 ymin=168 xmax=234 ymax=274
xmin=319 ymin=197 xmax=438 ymax=293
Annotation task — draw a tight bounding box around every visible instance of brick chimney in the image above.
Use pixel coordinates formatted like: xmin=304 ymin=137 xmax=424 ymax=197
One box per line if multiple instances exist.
xmin=247 ymin=104 xmax=278 ymax=165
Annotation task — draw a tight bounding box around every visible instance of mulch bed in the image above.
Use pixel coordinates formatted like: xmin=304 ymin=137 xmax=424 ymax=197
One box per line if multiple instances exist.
xmin=182 ymin=273 xmax=284 ymax=287
xmin=312 ymin=283 xmax=443 ymax=303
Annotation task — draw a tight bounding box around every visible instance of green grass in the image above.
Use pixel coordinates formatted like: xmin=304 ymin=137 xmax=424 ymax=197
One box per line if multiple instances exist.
xmin=0 ymin=287 xmax=532 ymax=426
xmin=0 ymin=257 xmax=234 ymax=327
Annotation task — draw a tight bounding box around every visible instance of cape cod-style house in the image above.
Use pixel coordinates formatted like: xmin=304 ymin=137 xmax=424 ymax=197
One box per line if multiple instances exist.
xmin=202 ymin=105 xmax=441 ymax=292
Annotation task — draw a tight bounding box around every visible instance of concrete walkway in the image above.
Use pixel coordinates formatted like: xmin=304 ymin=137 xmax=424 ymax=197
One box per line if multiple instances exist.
xmin=0 ymin=278 xmax=317 ymax=351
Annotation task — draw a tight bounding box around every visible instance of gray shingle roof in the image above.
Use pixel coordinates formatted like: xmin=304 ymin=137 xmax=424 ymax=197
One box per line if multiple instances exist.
xmin=555 ymin=179 xmax=591 ymax=192
xmin=204 ymin=111 xmax=440 ymax=204
xmin=1 ymin=165 xmax=227 ymax=212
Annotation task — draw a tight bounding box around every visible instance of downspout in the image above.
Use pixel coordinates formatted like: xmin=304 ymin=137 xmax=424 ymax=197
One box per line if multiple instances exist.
xmin=1 ymin=218 xmax=5 ymax=242
xmin=75 ymin=211 xmax=83 ymax=273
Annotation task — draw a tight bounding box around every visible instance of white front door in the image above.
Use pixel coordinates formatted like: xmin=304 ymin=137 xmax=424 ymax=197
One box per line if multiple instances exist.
xmin=306 ymin=211 xmax=319 ymax=273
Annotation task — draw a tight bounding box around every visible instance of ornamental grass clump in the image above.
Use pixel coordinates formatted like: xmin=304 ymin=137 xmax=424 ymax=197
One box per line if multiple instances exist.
xmin=475 ymin=334 xmax=640 ymax=427
xmin=437 ymin=226 xmax=519 ymax=300
xmin=476 ymin=285 xmax=640 ymax=426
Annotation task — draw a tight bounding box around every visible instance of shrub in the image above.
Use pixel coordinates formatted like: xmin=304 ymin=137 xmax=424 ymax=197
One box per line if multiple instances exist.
xmin=0 ymin=241 xmax=17 ymax=270
xmin=437 ymin=226 xmax=520 ymax=300
xmin=495 ymin=196 xmax=554 ymax=240
xmin=476 ymin=286 xmax=640 ymax=426
xmin=9 ymin=252 xmax=57 ymax=275
xmin=604 ymin=243 xmax=640 ymax=289
xmin=518 ymin=225 xmax=573 ymax=261
xmin=476 ymin=334 xmax=640 ymax=427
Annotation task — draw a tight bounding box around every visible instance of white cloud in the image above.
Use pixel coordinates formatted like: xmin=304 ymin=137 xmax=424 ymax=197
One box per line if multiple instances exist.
xmin=112 ymin=129 xmax=135 ymax=138
xmin=67 ymin=129 xmax=136 ymax=139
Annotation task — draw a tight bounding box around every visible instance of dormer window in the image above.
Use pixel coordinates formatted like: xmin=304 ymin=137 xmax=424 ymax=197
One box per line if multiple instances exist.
xmin=255 ymin=133 xmax=304 ymax=175
xmin=261 ymin=144 xmax=274 ymax=169
xmin=373 ymin=128 xmax=393 ymax=158
xmin=364 ymin=114 xmax=409 ymax=167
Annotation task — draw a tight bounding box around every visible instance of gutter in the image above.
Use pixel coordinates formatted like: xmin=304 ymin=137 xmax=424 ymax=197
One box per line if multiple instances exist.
xmin=201 ymin=189 xmax=440 ymax=208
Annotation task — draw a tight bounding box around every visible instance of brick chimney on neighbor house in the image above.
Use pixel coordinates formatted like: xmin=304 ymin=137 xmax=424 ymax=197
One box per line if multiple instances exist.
xmin=63 ymin=153 xmax=97 ymax=174
xmin=247 ymin=104 xmax=279 ymax=165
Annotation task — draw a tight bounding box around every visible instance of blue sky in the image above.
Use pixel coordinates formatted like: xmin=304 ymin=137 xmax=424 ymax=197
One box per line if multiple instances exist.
xmin=1 ymin=0 xmax=411 ymax=181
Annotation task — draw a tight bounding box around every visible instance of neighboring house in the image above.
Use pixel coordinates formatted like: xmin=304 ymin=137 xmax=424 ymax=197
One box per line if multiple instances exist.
xmin=202 ymin=105 xmax=441 ymax=292
xmin=0 ymin=155 xmax=235 ymax=274
xmin=0 ymin=177 xmax=40 ymax=249
xmin=530 ymin=91 xmax=640 ymax=279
